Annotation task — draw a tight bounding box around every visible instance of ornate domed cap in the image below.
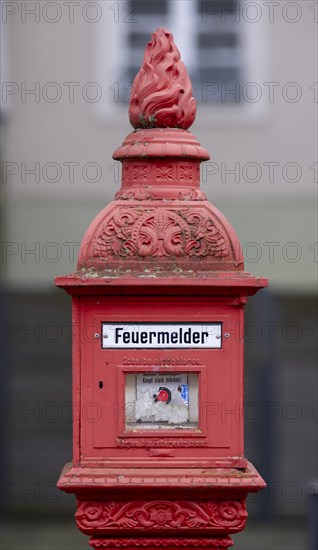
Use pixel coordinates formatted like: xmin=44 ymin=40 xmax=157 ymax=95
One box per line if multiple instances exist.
xmin=75 ymin=28 xmax=245 ymax=275
xmin=129 ymin=28 xmax=196 ymax=130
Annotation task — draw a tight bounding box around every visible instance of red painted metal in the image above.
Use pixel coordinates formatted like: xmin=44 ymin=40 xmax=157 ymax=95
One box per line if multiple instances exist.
xmin=56 ymin=27 xmax=268 ymax=549
xmin=128 ymin=28 xmax=196 ymax=130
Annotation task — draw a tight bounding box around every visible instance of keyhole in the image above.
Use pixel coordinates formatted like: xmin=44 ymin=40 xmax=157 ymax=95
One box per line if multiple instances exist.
xmin=99 ymin=380 xmax=104 ymax=389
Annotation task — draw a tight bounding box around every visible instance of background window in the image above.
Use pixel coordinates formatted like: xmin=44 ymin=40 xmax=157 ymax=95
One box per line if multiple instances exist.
xmin=118 ymin=0 xmax=244 ymax=104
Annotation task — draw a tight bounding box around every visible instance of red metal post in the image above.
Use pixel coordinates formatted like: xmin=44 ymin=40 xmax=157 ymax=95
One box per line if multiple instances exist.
xmin=56 ymin=28 xmax=268 ymax=549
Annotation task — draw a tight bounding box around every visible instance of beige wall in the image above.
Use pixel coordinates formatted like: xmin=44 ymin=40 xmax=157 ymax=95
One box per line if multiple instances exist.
xmin=2 ymin=1 xmax=317 ymax=290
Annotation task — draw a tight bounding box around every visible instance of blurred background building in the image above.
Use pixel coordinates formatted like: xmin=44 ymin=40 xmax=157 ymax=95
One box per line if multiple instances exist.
xmin=1 ymin=1 xmax=317 ymax=548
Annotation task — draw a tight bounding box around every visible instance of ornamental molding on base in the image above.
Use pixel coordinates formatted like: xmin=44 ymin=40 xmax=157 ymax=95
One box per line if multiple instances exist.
xmin=76 ymin=500 xmax=247 ymax=534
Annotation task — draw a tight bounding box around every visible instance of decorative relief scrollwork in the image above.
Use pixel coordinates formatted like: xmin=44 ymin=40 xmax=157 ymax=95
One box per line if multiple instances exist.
xmin=123 ymin=164 xmax=149 ymax=182
xmin=76 ymin=500 xmax=247 ymax=532
xmin=156 ymin=165 xmax=173 ymax=181
xmin=121 ymin=163 xmax=199 ymax=188
xmin=90 ymin=537 xmax=233 ymax=548
xmin=94 ymin=208 xmax=228 ymax=259
xmin=180 ymin=166 xmax=193 ymax=182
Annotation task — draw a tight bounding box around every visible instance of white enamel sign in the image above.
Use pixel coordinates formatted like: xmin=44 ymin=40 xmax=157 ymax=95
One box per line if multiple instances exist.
xmin=102 ymin=323 xmax=222 ymax=349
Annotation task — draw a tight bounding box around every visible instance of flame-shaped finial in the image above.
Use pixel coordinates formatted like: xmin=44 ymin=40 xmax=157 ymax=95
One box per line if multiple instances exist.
xmin=129 ymin=28 xmax=197 ymax=130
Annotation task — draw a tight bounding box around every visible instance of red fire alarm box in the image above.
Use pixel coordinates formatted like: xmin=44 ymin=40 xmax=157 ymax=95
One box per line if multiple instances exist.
xmin=56 ymin=27 xmax=268 ymax=550
xmin=73 ymin=295 xmax=250 ymax=469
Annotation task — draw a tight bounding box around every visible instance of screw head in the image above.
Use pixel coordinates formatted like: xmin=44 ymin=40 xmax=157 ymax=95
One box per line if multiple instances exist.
xmin=94 ymin=333 xmax=100 ymax=339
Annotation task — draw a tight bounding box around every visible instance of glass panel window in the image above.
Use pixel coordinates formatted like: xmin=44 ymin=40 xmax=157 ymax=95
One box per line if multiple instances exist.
xmin=125 ymin=372 xmax=199 ymax=430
